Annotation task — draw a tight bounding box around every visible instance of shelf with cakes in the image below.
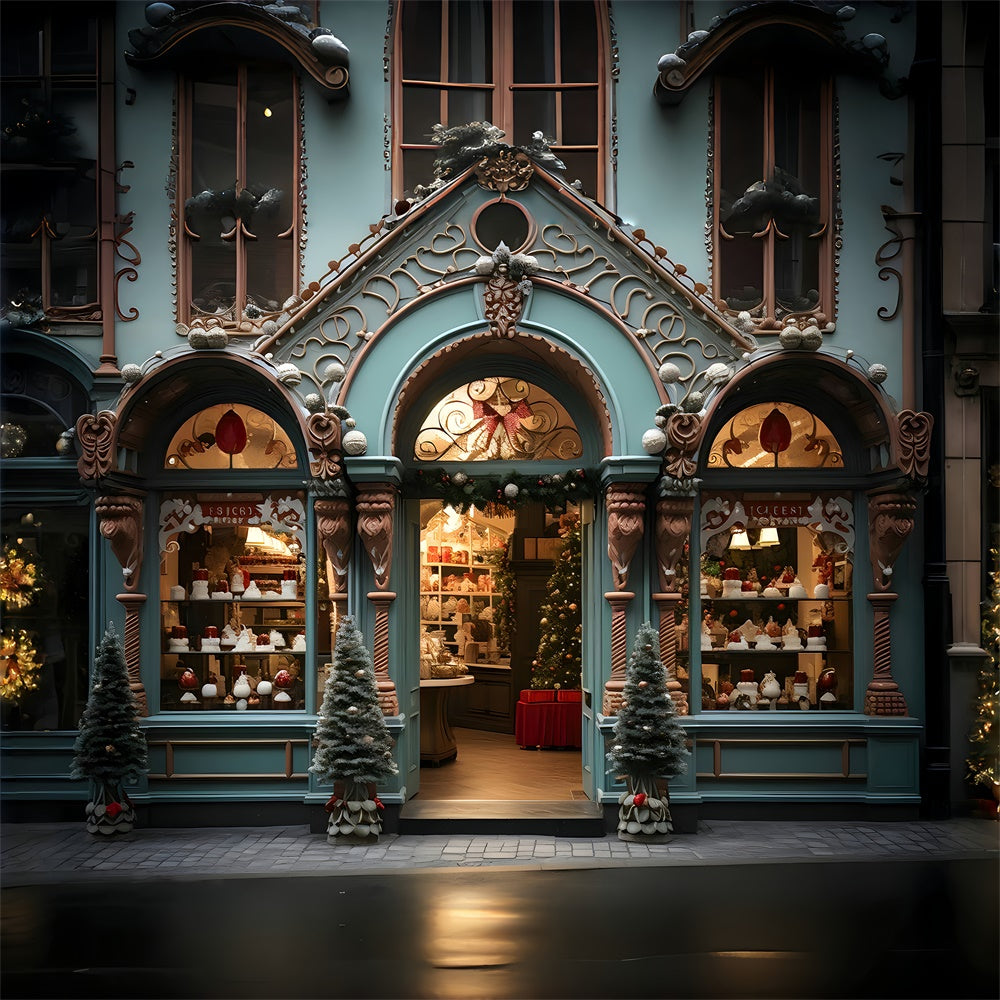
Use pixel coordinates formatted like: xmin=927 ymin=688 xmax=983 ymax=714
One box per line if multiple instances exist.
xmin=157 ymin=494 xmax=308 ymax=712
xmin=698 ymin=495 xmax=855 ymax=712
xmin=418 ymin=504 xmax=512 ymax=671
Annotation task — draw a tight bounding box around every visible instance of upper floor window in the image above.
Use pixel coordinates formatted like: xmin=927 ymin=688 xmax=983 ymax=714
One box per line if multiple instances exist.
xmin=713 ymin=67 xmax=834 ymax=331
xmin=1 ymin=7 xmax=110 ymax=323
xmin=179 ymin=66 xmax=299 ymax=328
xmin=393 ymin=0 xmax=607 ymax=200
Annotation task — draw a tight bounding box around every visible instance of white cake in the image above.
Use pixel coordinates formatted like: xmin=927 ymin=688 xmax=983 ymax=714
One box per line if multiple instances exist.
xmin=242 ymin=581 xmax=262 ymax=599
xmin=813 ymin=583 xmax=830 ymax=599
xmin=782 ymin=629 xmax=803 ymax=650
xmin=726 ymin=635 xmax=750 ymax=651
xmin=762 ymin=586 xmax=782 ymax=599
xmin=281 ymin=579 xmax=298 ymax=599
xmin=269 ymin=629 xmax=285 ymax=648
xmin=200 ymin=638 xmax=221 ymax=652
xmin=754 ymin=633 xmax=776 ymax=651
xmin=734 ymin=681 xmax=758 ymax=706
xmin=230 ymin=573 xmax=245 ymax=595
xmin=291 ymin=633 xmax=306 ymax=652
xmin=721 ymin=579 xmax=743 ymax=598
xmin=210 ymin=589 xmax=230 ymax=600
xmin=806 ymin=636 xmax=827 ymax=649
xmin=168 ymin=638 xmax=190 ymax=652
xmin=787 ymin=579 xmax=808 ymax=599
xmin=169 ymin=585 xmax=186 ymax=600
xmin=190 ymin=580 xmax=210 ymax=600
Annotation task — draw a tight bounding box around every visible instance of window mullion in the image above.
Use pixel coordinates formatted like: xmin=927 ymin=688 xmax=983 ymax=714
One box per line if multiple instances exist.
xmin=495 ymin=0 xmax=512 ymax=136
xmin=763 ymin=69 xmax=777 ymax=325
xmin=235 ymin=65 xmax=248 ymax=320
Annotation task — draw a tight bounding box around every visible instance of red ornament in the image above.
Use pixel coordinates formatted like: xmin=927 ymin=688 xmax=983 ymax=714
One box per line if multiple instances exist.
xmin=324 ymin=794 xmax=339 ymax=813
xmin=214 ymin=408 xmax=248 ymax=455
xmin=273 ymin=669 xmax=293 ymax=689
xmin=106 ymin=801 xmax=123 ymax=819
xmin=633 ymin=792 xmax=647 ymax=806
xmin=759 ymin=407 xmax=792 ymax=461
xmin=729 ymin=609 xmax=738 ymax=618
xmin=178 ymin=667 xmax=199 ymax=690
xmin=374 ymin=796 xmax=385 ymax=811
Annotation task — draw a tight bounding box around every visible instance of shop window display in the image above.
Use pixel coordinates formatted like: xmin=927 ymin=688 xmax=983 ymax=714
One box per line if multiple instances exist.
xmin=0 ymin=505 xmax=90 ymax=731
xmin=699 ymin=493 xmax=854 ymax=711
xmin=158 ymin=492 xmax=306 ymax=712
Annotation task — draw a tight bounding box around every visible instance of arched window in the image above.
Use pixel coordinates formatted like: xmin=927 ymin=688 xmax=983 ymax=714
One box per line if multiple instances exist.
xmin=414 ymin=377 xmax=583 ymax=461
xmin=164 ymin=403 xmax=298 ymax=470
xmin=393 ymin=0 xmax=608 ymax=200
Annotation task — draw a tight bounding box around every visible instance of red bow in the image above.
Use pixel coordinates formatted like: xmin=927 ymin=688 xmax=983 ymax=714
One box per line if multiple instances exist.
xmin=473 ymin=400 xmax=532 ymax=447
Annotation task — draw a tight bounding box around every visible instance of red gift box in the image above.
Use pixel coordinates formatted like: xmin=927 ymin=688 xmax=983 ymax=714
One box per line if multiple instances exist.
xmin=520 ymin=689 xmax=555 ymax=702
xmin=555 ymin=689 xmax=582 ymax=703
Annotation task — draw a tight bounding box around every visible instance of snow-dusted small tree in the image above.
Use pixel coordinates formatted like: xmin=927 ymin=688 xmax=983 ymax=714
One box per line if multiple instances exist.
xmin=71 ymin=623 xmax=148 ymax=835
xmin=606 ymin=622 xmax=689 ymax=841
xmin=310 ymin=615 xmax=398 ymax=842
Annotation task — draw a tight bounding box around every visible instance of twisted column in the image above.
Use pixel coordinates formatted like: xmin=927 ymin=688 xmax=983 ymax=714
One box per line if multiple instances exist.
xmin=117 ymin=593 xmax=148 ymax=717
xmin=316 ymin=495 xmax=352 ymax=651
xmin=654 ymin=591 xmax=688 ymax=716
xmin=602 ymin=592 xmax=634 ymax=715
xmin=865 ymin=593 xmax=907 ymax=716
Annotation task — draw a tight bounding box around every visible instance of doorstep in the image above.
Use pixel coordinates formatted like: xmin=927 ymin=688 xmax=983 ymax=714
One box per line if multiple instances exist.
xmin=397 ymin=798 xmax=606 ymax=836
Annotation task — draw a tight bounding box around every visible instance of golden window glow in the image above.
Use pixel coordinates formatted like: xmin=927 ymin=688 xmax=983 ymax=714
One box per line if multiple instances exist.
xmin=164 ymin=403 xmax=297 ymax=470
xmin=708 ymin=402 xmax=842 ymax=469
xmin=415 ymin=377 xmax=582 ymax=462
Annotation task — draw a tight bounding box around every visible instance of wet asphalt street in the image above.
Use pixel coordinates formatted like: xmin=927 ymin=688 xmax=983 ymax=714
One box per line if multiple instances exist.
xmin=3 ymin=854 xmax=997 ymax=999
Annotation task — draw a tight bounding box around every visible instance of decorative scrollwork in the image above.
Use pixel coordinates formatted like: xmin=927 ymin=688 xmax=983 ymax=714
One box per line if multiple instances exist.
xmin=894 ymin=409 xmax=933 ymax=481
xmin=663 ymin=412 xmax=703 ymax=480
xmin=475 ymin=150 xmax=534 ymax=193
xmin=76 ymin=410 xmax=117 ymax=481
xmin=875 ymin=204 xmax=904 ymax=321
xmin=306 ymin=411 xmax=343 ymax=479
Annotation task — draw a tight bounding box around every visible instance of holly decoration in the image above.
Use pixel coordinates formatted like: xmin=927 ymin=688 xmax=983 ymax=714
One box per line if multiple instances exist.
xmin=530 ymin=512 xmax=582 ymax=690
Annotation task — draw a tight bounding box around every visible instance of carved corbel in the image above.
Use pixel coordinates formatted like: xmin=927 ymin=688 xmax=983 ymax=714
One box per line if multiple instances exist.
xmin=76 ymin=411 xmax=117 ymax=482
xmin=654 ymin=494 xmax=694 ymax=593
xmin=96 ymin=495 xmax=144 ymax=591
xmin=663 ymin=412 xmax=703 ymax=482
xmin=306 ymin=411 xmax=343 ymax=480
xmin=355 ymin=484 xmax=396 ymax=590
xmin=606 ymin=483 xmax=647 ymax=590
xmin=893 ymin=410 xmax=933 ymax=481
xmin=315 ymin=496 xmax=353 ymax=592
xmin=867 ymin=490 xmax=917 ymax=592
xmin=483 ymin=269 xmax=525 ymax=338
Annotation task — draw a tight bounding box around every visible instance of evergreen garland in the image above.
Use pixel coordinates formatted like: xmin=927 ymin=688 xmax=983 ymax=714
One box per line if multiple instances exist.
xmin=530 ymin=512 xmax=582 ymax=690
xmin=607 ymin=622 xmax=689 ymax=781
xmin=966 ymin=552 xmax=999 ymax=794
xmin=71 ymin=624 xmax=148 ymax=785
xmin=406 ymin=467 xmax=596 ymax=514
xmin=310 ymin=615 xmax=399 ymax=785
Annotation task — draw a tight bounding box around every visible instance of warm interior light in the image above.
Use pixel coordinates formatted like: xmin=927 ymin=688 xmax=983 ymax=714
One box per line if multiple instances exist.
xmin=757 ymin=527 xmax=780 ymax=547
xmin=246 ymin=526 xmax=292 ymax=558
xmin=729 ymin=530 xmax=752 ymax=550
xmin=263 ymin=107 xmax=273 ymax=118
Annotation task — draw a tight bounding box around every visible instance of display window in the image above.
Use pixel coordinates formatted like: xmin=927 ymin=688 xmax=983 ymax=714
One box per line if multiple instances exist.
xmin=157 ymin=492 xmax=307 ymax=712
xmin=0 ymin=503 xmax=90 ymax=731
xmin=698 ymin=492 xmax=854 ymax=712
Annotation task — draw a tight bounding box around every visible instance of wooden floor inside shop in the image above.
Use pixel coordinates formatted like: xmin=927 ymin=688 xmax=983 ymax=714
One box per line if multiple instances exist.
xmin=416 ymin=727 xmax=585 ymax=801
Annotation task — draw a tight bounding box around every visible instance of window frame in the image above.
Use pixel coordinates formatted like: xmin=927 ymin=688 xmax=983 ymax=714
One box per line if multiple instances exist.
xmin=176 ymin=64 xmax=302 ymax=330
xmin=711 ymin=67 xmax=835 ymax=331
xmin=0 ymin=7 xmax=114 ymax=323
xmin=391 ymin=0 xmax=610 ymax=201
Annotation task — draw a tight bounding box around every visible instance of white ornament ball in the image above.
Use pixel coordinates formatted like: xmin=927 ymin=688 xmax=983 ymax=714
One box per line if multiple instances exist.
xmin=658 ymin=362 xmax=681 ymax=385
xmin=704 ymin=362 xmax=731 ymax=384
xmin=324 ymin=361 xmax=346 ymax=383
xmin=452 ymin=472 xmax=468 ymax=487
xmin=277 ymin=363 xmax=302 ymax=385
xmin=683 ymin=391 xmax=705 ymax=412
xmin=641 ymin=427 xmax=667 ymax=455
xmin=800 ymin=325 xmax=823 ymax=351
xmin=304 ymin=393 xmax=324 ymax=412
xmin=120 ymin=364 xmax=143 ymax=384
xmin=504 ymin=483 xmax=519 ymax=499
xmin=343 ymin=429 xmax=368 ymax=455
xmin=867 ymin=363 xmax=888 ymax=384
xmin=779 ymin=326 xmax=803 ymax=350
xmin=204 ymin=328 xmax=228 ymax=349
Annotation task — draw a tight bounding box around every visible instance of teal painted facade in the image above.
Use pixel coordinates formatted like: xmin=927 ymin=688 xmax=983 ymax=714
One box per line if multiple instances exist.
xmin=3 ymin=0 xmax=990 ymax=826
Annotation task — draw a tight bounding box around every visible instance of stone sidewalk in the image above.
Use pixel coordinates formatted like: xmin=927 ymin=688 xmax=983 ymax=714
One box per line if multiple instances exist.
xmin=2 ymin=817 xmax=996 ymax=884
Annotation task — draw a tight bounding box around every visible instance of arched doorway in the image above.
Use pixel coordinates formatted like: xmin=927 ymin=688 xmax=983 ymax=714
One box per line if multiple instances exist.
xmin=391 ymin=343 xmax=612 ymax=812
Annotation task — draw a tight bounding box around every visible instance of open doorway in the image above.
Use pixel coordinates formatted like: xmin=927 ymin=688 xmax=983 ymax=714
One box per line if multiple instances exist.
xmin=416 ymin=499 xmax=584 ymax=802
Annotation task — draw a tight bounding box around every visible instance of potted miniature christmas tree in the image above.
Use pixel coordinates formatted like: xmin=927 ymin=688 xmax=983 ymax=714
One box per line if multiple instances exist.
xmin=606 ymin=622 xmax=689 ymax=841
xmin=310 ymin=615 xmax=399 ymax=842
xmin=71 ymin=624 xmax=148 ymax=835
xmin=530 ymin=512 xmax=582 ymax=695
